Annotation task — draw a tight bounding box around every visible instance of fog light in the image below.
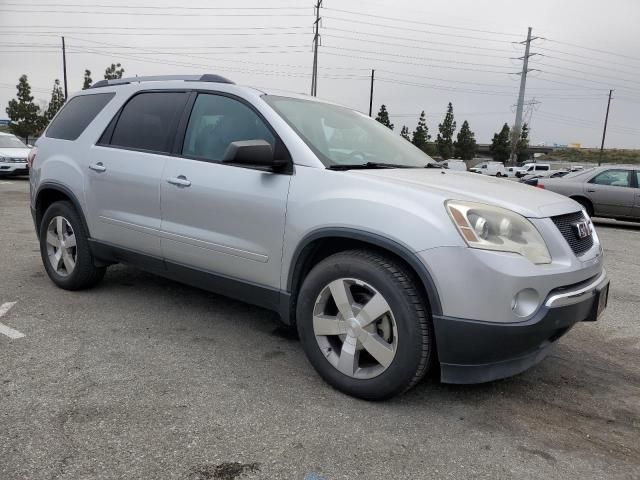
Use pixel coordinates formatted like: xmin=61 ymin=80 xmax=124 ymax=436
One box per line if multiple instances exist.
xmin=512 ymin=288 xmax=540 ymax=318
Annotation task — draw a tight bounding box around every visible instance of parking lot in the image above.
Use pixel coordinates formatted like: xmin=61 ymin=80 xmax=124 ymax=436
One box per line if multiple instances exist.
xmin=1 ymin=177 xmax=639 ymax=480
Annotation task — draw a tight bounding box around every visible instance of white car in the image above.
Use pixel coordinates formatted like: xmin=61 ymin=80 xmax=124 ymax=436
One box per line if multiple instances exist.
xmin=516 ymin=163 xmax=550 ymax=178
xmin=506 ymin=166 xmax=526 ymax=178
xmin=470 ymin=161 xmax=507 ymax=177
xmin=442 ymin=160 xmax=467 ymax=171
xmin=0 ymin=132 xmax=30 ymax=177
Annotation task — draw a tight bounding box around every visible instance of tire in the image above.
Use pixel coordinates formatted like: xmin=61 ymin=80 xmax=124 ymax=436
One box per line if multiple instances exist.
xmin=572 ymin=197 xmax=594 ymax=217
xmin=296 ymin=249 xmax=434 ymax=400
xmin=39 ymin=201 xmax=106 ymax=290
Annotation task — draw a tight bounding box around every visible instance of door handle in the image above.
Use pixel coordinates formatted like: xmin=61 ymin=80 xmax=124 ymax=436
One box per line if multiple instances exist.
xmin=89 ymin=162 xmax=106 ymax=172
xmin=586 ymin=189 xmax=596 ymax=192
xmin=167 ymin=175 xmax=191 ymax=187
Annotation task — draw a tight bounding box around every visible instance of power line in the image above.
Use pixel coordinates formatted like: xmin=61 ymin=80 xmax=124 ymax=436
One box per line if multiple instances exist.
xmin=323 ymin=7 xmax=522 ymax=37
xmin=0 ymin=8 xmax=310 ymax=17
xmin=543 ymin=38 xmax=640 ymax=64
xmin=322 ymin=46 xmax=513 ymax=71
xmin=321 ymin=27 xmax=515 ymax=54
xmin=322 ymin=16 xmax=515 ymax=44
xmin=10 ymin=2 xmax=307 ymax=10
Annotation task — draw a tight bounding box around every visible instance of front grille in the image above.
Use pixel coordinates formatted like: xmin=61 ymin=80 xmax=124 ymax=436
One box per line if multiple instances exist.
xmin=551 ymin=211 xmax=594 ymax=256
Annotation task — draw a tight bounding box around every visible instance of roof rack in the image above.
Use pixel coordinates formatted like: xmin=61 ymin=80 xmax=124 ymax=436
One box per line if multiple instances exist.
xmin=90 ymin=74 xmax=234 ymax=89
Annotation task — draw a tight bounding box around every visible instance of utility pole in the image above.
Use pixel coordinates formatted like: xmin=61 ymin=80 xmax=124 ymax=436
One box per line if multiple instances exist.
xmin=510 ymin=27 xmax=539 ymax=164
xmin=61 ymin=36 xmax=68 ymax=100
xmin=368 ymin=69 xmax=375 ymax=117
xmin=599 ymin=89 xmax=613 ymax=166
xmin=310 ymin=0 xmax=322 ymax=97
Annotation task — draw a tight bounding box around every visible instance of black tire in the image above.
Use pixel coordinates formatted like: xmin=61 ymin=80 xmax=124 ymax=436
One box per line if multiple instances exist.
xmin=572 ymin=197 xmax=594 ymax=217
xmin=39 ymin=201 xmax=106 ymax=290
xmin=296 ymin=249 xmax=434 ymax=400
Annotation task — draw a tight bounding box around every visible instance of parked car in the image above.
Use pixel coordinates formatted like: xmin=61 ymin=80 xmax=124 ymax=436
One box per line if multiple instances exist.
xmin=520 ymin=169 xmax=570 ymax=186
xmin=442 ymin=159 xmax=467 ymax=171
xmin=516 ymin=163 xmax=551 ymax=178
xmin=469 ymin=161 xmax=507 ymax=176
xmin=30 ymin=75 xmax=609 ymax=399
xmin=538 ymin=166 xmax=640 ymax=222
xmin=506 ymin=166 xmax=526 ymax=178
xmin=0 ymin=132 xmax=30 ymax=177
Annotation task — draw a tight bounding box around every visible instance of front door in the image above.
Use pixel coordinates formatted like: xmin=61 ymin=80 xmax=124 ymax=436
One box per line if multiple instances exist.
xmin=160 ymin=92 xmax=291 ymax=290
xmin=85 ymin=91 xmax=189 ymax=257
xmin=585 ymin=169 xmax=634 ymax=218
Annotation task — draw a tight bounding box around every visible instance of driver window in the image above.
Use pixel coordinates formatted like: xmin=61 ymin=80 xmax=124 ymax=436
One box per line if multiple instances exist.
xmin=182 ymin=94 xmax=275 ymax=163
xmin=591 ymin=170 xmax=631 ymax=188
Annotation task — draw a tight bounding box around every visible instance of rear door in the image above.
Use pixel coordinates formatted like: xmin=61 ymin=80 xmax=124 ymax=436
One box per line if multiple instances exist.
xmin=633 ymin=170 xmax=640 ymax=220
xmin=585 ymin=169 xmax=634 ymax=218
xmin=160 ymin=92 xmax=292 ymax=290
xmin=86 ymin=91 xmax=189 ymax=257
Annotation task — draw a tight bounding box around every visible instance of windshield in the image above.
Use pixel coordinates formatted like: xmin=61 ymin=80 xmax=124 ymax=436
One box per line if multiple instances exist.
xmin=263 ymin=95 xmax=433 ymax=168
xmin=0 ymin=136 xmax=27 ymax=148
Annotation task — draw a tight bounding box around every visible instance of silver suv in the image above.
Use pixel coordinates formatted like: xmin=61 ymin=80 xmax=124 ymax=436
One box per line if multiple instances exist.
xmin=29 ymin=75 xmax=609 ymax=399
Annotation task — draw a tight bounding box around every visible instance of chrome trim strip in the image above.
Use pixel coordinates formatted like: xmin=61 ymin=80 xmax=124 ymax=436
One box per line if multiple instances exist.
xmin=545 ymin=270 xmax=607 ymax=308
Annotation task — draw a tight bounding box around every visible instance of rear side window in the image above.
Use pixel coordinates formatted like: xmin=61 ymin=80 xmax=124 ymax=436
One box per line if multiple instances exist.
xmin=46 ymin=93 xmax=115 ymax=140
xmin=591 ymin=169 xmax=631 ymax=188
xmin=536 ymin=165 xmax=549 ymax=171
xmin=109 ymin=92 xmax=187 ymax=153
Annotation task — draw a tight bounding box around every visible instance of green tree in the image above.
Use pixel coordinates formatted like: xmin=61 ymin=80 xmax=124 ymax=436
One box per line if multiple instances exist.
xmin=43 ymin=79 xmax=65 ymax=123
xmin=436 ymin=102 xmax=456 ymax=160
xmin=490 ymin=123 xmax=511 ymax=162
xmin=400 ymin=125 xmax=410 ymax=141
xmin=454 ymin=120 xmax=477 ymax=160
xmin=411 ymin=111 xmax=430 ymax=151
xmin=5 ymin=75 xmax=44 ymax=144
xmin=375 ymin=104 xmax=394 ymax=130
xmin=83 ymin=69 xmax=92 ymax=89
xmin=516 ymin=123 xmax=530 ymax=162
xmin=104 ymin=63 xmax=125 ymax=80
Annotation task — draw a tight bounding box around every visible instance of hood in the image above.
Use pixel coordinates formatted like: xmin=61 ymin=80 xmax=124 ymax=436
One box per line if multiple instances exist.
xmin=351 ymin=169 xmax=581 ymax=218
xmin=0 ymin=148 xmax=29 ymax=159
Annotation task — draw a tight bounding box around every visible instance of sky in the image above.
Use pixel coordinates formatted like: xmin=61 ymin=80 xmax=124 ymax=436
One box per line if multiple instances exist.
xmin=1 ymin=0 xmax=639 ymax=148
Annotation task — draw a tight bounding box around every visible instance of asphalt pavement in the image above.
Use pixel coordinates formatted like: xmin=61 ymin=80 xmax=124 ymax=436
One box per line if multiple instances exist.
xmin=1 ymin=177 xmax=639 ymax=479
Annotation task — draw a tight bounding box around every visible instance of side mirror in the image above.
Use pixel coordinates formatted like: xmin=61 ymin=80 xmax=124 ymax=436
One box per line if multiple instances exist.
xmin=222 ymin=140 xmax=288 ymax=171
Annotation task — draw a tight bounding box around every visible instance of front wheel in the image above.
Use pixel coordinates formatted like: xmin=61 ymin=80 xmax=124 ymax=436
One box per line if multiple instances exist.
xmin=39 ymin=201 xmax=106 ymax=290
xmin=296 ymin=250 xmax=434 ymax=400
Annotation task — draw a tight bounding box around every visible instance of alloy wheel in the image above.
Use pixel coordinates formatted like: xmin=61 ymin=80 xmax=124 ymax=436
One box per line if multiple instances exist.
xmin=45 ymin=216 xmax=77 ymax=277
xmin=312 ymin=278 xmax=398 ymax=379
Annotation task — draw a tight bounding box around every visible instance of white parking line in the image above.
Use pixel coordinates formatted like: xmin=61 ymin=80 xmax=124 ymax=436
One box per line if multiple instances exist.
xmin=0 ymin=302 xmax=24 ymax=339
xmin=0 ymin=181 xmax=13 ymax=185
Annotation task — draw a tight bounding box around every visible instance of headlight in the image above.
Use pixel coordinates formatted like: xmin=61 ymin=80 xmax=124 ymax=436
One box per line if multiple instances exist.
xmin=446 ymin=200 xmax=551 ymax=264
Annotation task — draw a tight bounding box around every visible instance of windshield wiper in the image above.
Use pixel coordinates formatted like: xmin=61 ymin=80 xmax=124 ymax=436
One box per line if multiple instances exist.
xmin=327 ymin=162 xmax=414 ymax=171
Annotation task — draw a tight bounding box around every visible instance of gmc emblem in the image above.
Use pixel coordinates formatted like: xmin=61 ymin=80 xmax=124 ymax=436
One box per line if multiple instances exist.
xmin=573 ymin=221 xmax=591 ymax=239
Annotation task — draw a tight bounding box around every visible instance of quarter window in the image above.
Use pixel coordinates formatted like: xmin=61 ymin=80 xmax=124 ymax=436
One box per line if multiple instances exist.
xmin=46 ymin=93 xmax=115 ymax=140
xmin=590 ymin=169 xmax=631 ymax=188
xmin=182 ymin=94 xmax=275 ymax=162
xmin=109 ymin=92 xmax=187 ymax=153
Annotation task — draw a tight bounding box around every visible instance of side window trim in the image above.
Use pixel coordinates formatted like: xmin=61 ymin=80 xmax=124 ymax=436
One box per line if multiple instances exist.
xmin=95 ymin=89 xmax=190 ymax=155
xmin=176 ymin=90 xmax=292 ymax=170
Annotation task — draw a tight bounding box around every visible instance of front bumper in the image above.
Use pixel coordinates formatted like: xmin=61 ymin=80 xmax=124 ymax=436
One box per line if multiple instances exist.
xmin=434 ymin=272 xmax=609 ymax=384
xmin=0 ymin=162 xmax=28 ymax=176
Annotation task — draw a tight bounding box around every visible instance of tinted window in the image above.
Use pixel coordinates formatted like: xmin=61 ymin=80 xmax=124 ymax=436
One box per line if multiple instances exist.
xmin=591 ymin=169 xmax=631 ymax=187
xmin=636 ymin=171 xmax=640 ymax=188
xmin=110 ymin=92 xmax=186 ymax=153
xmin=535 ymin=165 xmax=549 ymax=171
xmin=182 ymin=94 xmax=275 ymax=162
xmin=46 ymin=93 xmax=114 ymax=140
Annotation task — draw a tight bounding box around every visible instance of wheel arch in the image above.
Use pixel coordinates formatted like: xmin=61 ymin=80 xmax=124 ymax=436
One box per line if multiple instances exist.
xmin=35 ymin=182 xmax=90 ymax=239
xmin=569 ymin=194 xmax=594 ymax=216
xmin=283 ymin=228 xmax=442 ymax=325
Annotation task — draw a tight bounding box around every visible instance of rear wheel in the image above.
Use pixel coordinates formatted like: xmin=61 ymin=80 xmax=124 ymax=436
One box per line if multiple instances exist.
xmin=296 ymin=250 xmax=434 ymax=400
xmin=39 ymin=201 xmax=106 ymax=290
